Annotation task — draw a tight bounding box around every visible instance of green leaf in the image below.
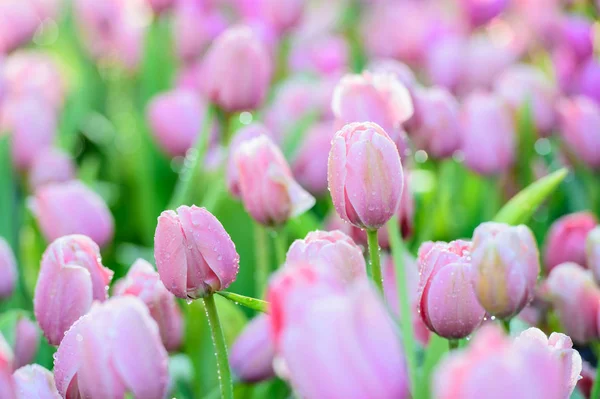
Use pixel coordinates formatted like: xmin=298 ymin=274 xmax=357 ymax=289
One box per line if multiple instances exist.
xmin=0 ymin=310 xmax=30 ymax=348
xmin=419 ymin=334 xmax=449 ymax=399
xmin=493 ymin=168 xmax=568 ymax=225
xmin=0 ymin=136 xmax=17 ymax=252
xmin=217 ymin=291 xmax=269 ymax=314
xmin=516 ymin=99 xmax=536 ymax=187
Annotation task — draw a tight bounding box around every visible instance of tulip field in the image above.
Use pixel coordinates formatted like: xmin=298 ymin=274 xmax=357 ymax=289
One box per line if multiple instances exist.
xmin=2 ymin=0 xmax=600 ymax=398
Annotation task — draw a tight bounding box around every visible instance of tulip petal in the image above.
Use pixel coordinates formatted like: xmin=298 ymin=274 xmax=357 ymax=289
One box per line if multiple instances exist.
xmin=154 ymin=210 xmax=188 ymax=298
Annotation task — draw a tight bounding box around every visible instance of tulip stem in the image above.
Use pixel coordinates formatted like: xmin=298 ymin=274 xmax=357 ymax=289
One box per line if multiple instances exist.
xmin=501 ymin=318 xmax=511 ymax=333
xmin=254 ymin=223 xmax=270 ymax=297
xmin=366 ymin=229 xmax=383 ymax=294
xmin=273 ymin=228 xmax=287 ymax=268
xmin=448 ymin=339 xmax=459 ymax=351
xmin=202 ymin=294 xmax=233 ymax=399
xmin=168 ymin=104 xmax=214 ymax=209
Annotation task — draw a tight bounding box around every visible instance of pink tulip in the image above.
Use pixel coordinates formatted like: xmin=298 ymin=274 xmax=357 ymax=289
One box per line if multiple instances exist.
xmin=461 ymin=34 xmax=516 ymax=93
xmin=434 ymin=326 xmax=569 ymax=399
xmin=279 ymin=280 xmax=410 ymax=399
xmin=0 ymin=334 xmax=16 ymax=399
xmin=147 ymin=89 xmax=217 ymax=157
xmin=234 ymin=135 xmax=315 ymax=226
xmin=0 ymin=0 xmax=39 ymax=54
xmin=54 ymin=296 xmax=169 ymax=399
xmin=0 ymin=97 xmax=56 ymax=171
xmin=460 ymin=91 xmax=515 ymax=175
xmin=288 ymin=35 xmax=349 ymax=76
xmin=200 ymin=25 xmax=272 ymax=112
xmin=587 ymin=227 xmax=600 ymax=284
xmin=28 ymin=148 xmax=75 ymax=190
xmin=548 ymin=15 xmax=594 ymax=66
xmin=545 ymin=262 xmax=600 ymax=343
xmin=34 ymin=234 xmax=113 ymax=345
xmin=328 ymin=122 xmax=403 ymax=230
xmin=332 ymin=72 xmax=413 ymax=149
xmin=30 ymin=180 xmax=115 ymax=248
xmin=417 ymin=240 xmax=485 ymax=339
xmin=574 ymin=59 xmax=600 ymax=106
xmin=426 ymin=36 xmax=466 ymax=93
xmin=154 ymin=205 xmax=240 ymax=299
xmin=0 ymin=238 xmax=17 ymax=299
xmin=237 ymin=0 xmax=304 ymax=34
xmin=13 ymin=318 xmax=39 ymax=369
xmin=459 ymin=0 xmax=509 ymax=28
xmin=13 ymin=364 xmax=61 ymax=399
xmin=544 ymin=212 xmax=597 ymax=272
xmin=514 ymin=328 xmax=582 ymax=398
xmin=226 ymin=123 xmax=270 ymax=198
xmin=471 ymin=222 xmax=540 ymax=318
xmin=367 ymin=59 xmax=417 ymax=93
xmin=557 ymin=96 xmax=600 ymax=169
xmin=144 ymin=0 xmax=175 ymax=14
xmin=230 ymin=314 xmax=275 ymax=383
xmin=495 ymin=64 xmax=558 ymax=135
xmin=292 ymin=121 xmax=335 ymax=196
xmin=409 ymin=86 xmax=461 ymax=159
xmin=286 ymin=230 xmax=366 ymax=285
xmin=113 ymin=259 xmax=183 ymax=351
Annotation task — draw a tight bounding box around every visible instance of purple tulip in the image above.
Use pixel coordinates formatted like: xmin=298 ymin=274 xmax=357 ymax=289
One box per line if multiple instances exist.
xmin=0 ymin=334 xmax=16 ymax=399
xmin=426 ymin=36 xmax=466 ymax=93
xmin=587 ymin=227 xmax=600 ymax=284
xmin=0 ymin=238 xmax=17 ymax=299
xmin=154 ymin=205 xmax=240 ymax=299
xmin=28 ymin=148 xmax=75 ymax=190
xmin=13 ymin=318 xmax=39 ymax=369
xmin=288 ymin=35 xmax=349 ymax=76
xmin=557 ymin=96 xmax=600 ymax=169
xmin=461 ymin=34 xmax=516 ymax=93
xmin=237 ymin=0 xmax=305 ymax=35
xmin=144 ymin=0 xmax=175 ymax=14
xmin=574 ymin=59 xmax=600 ymax=106
xmin=13 ymin=364 xmax=61 ymax=399
xmin=459 ymin=0 xmax=509 ymax=28
xmin=0 ymin=1 xmax=39 ymax=54
xmin=230 ymin=314 xmax=275 ymax=383
xmin=367 ymin=59 xmax=417 ymax=93
xmin=544 ymin=212 xmax=597 ymax=272
xmin=34 ymin=235 xmax=113 ymax=345
xmin=292 ymin=121 xmax=335 ymax=196
xmin=54 ymin=297 xmax=169 ymax=399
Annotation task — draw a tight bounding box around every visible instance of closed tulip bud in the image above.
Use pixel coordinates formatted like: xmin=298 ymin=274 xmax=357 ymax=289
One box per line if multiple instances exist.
xmin=154 ymin=205 xmax=240 ymax=299
xmin=278 ymin=280 xmax=410 ymax=399
xmin=13 ymin=364 xmax=60 ymax=399
xmin=417 ymin=240 xmax=485 ymax=339
xmin=460 ymin=92 xmax=515 ymax=175
xmin=200 ymin=25 xmax=272 ymax=112
xmin=114 ymin=259 xmax=183 ymax=351
xmin=30 ymin=181 xmax=115 ymax=248
xmin=13 ymin=318 xmax=39 ymax=369
xmin=459 ymin=0 xmax=509 ymax=28
xmin=34 ymin=235 xmax=113 ymax=345
xmin=28 ymin=148 xmax=75 ymax=190
xmin=557 ymin=96 xmax=600 ymax=169
xmin=514 ymin=328 xmax=582 ymax=398
xmin=544 ymin=212 xmax=597 ymax=272
xmin=0 ymin=238 xmax=17 ymax=299
xmin=546 ymin=262 xmax=600 ymax=344
xmin=54 ymin=297 xmax=169 ymax=399
xmin=0 ymin=334 xmax=16 ymax=399
xmin=328 ymin=122 xmax=403 ymax=230
xmin=230 ymin=315 xmax=275 ymax=383
xmin=226 ymin=123 xmax=270 ymax=199
xmin=173 ymin=0 xmax=226 ymax=62
xmin=292 ymin=121 xmax=336 ymax=196
xmin=147 ymin=89 xmax=218 ymax=157
xmin=471 ymin=222 xmax=540 ymax=319
xmin=332 ymin=72 xmax=413 ymax=149
xmin=286 ymin=230 xmax=366 ymax=284
xmin=0 ymin=1 xmax=39 ymax=54
xmin=587 ymin=227 xmax=600 ymax=284
xmin=234 ymin=135 xmax=315 ymax=226
xmin=434 ymin=326 xmax=570 ymax=399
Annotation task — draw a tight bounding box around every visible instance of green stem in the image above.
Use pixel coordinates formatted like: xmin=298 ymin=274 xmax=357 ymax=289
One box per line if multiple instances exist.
xmin=592 ymin=342 xmax=600 ymax=399
xmin=168 ymin=104 xmax=214 ymax=209
xmin=502 ymin=318 xmax=511 ymax=334
xmin=202 ymin=295 xmax=233 ymax=399
xmin=254 ymin=223 xmax=270 ymax=297
xmin=216 ymin=291 xmax=269 ymax=313
xmin=366 ymin=229 xmax=383 ymax=293
xmin=448 ymin=340 xmax=459 ymax=351
xmin=274 ymin=228 xmax=287 ymax=268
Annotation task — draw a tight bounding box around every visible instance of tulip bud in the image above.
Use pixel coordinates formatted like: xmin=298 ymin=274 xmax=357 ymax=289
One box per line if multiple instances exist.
xmin=367 ymin=59 xmax=417 ymax=93
xmin=13 ymin=364 xmax=61 ymax=399
xmin=230 ymin=314 xmax=275 ymax=383
xmin=0 ymin=333 xmax=16 ymax=399
xmin=426 ymin=37 xmax=466 ymax=93
xmin=587 ymin=227 xmax=600 ymax=284
xmin=460 ymin=92 xmax=516 ymax=175
xmin=575 ymin=59 xmax=600 ymax=106
xmin=200 ymin=25 xmax=272 ymax=112
xmin=238 ymin=0 xmax=304 ymax=35
xmin=544 ymin=212 xmax=597 ymax=272
xmin=332 ymin=72 xmax=413 ymax=149
xmin=154 ymin=205 xmax=240 ymax=299
xmin=546 ymin=262 xmax=600 ymax=343
xmin=34 ymin=234 xmax=113 ymax=345
xmin=462 ymin=35 xmax=516 ymax=93
xmin=0 ymin=238 xmax=17 ymax=299
xmin=459 ymin=0 xmax=509 ymax=28
xmin=114 ymin=259 xmax=183 ymax=351
xmin=328 ymin=122 xmax=404 ymax=230
xmin=292 ymin=121 xmax=336 ymax=196
xmin=30 ymin=180 xmax=115 ymax=248
xmin=434 ymin=326 xmax=571 ymax=399
xmin=471 ymin=222 xmax=540 ymax=319
xmin=28 ymin=148 xmax=75 ymax=190
xmin=144 ymin=0 xmax=174 ymax=15
xmin=54 ymin=296 xmax=169 ymax=399
xmin=234 ymin=135 xmax=315 ymax=226
xmin=286 ymin=230 xmax=366 ymax=285
xmin=0 ymin=1 xmax=39 ymax=54
xmin=226 ymin=123 xmax=270 ymax=198
xmin=557 ymin=96 xmax=600 ymax=169
xmin=13 ymin=317 xmax=39 ymax=370
xmin=288 ymin=35 xmax=349 ymax=76
xmin=417 ymin=240 xmax=485 ymax=339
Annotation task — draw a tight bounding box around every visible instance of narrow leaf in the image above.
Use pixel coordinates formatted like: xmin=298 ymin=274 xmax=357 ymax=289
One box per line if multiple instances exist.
xmin=216 ymin=291 xmax=269 ymax=314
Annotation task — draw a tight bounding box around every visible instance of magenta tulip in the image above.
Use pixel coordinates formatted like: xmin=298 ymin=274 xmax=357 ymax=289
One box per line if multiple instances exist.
xmin=13 ymin=317 xmax=39 ymax=369
xmin=200 ymin=25 xmax=272 ymax=112
xmin=54 ymin=296 xmax=169 ymax=399
xmin=154 ymin=205 xmax=240 ymax=299
xmin=0 ymin=238 xmax=17 ymax=299
xmin=544 ymin=212 xmax=597 ymax=272
xmin=34 ymin=235 xmax=113 ymax=345
xmin=230 ymin=314 xmax=275 ymax=383
xmin=417 ymin=240 xmax=485 ymax=339
xmin=328 ymin=122 xmax=404 ymax=230
xmin=13 ymin=364 xmax=60 ymax=399
xmin=30 ymin=180 xmax=115 ymax=248
xmin=459 ymin=0 xmax=509 ymax=28
xmin=113 ymin=259 xmax=183 ymax=351
xmin=557 ymin=96 xmax=600 ymax=169
xmin=234 ymin=135 xmax=315 ymax=226
xmin=28 ymin=148 xmax=75 ymax=190
xmin=0 ymin=334 xmax=16 ymax=399
xmin=587 ymin=227 xmax=600 ymax=284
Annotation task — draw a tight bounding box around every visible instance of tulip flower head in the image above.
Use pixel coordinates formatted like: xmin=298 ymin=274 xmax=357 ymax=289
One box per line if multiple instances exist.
xmin=13 ymin=364 xmax=61 ymax=399
xmin=230 ymin=314 xmax=275 ymax=383
xmin=0 ymin=238 xmax=17 ymax=299
xmin=587 ymin=226 xmax=600 ymax=284
xmin=544 ymin=211 xmax=597 ymax=272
